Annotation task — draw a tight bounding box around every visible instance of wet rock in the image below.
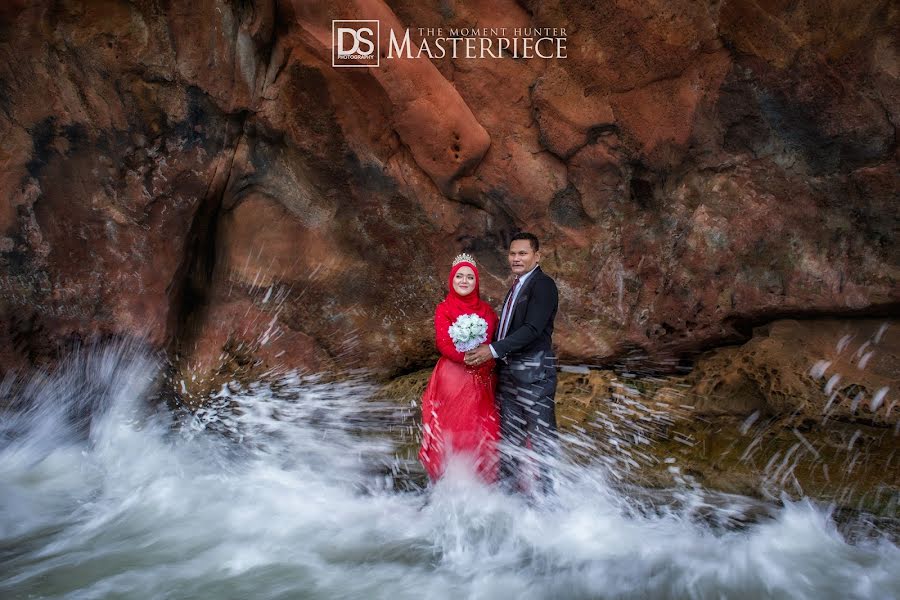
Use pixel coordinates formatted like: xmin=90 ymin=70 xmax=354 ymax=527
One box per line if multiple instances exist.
xmin=381 ymin=318 xmax=899 ymax=512
xmin=687 ymin=319 xmax=899 ymax=423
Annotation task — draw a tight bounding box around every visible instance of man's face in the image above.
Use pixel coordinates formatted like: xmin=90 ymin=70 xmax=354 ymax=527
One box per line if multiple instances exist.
xmin=508 ymin=239 xmax=540 ymax=276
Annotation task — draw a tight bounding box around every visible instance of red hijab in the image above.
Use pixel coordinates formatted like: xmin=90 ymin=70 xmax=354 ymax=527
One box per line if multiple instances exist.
xmin=442 ymin=261 xmax=494 ymax=321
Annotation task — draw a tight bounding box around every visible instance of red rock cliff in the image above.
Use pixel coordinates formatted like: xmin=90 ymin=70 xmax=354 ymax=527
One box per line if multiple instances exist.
xmin=0 ymin=0 xmax=896 ymax=380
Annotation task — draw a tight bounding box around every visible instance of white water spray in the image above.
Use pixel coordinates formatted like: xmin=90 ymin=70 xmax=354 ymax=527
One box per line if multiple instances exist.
xmin=1 ymin=345 xmax=898 ymax=599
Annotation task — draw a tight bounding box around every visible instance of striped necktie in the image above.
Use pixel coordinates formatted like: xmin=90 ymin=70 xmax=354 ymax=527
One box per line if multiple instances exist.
xmin=497 ymin=276 xmax=520 ymax=340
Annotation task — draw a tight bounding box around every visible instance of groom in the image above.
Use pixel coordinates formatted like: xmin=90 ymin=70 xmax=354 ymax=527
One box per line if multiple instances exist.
xmin=465 ymin=232 xmax=559 ymax=493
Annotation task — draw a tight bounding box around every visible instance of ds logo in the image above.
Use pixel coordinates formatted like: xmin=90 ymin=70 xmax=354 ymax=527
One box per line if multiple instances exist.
xmin=332 ymin=20 xmax=380 ymax=68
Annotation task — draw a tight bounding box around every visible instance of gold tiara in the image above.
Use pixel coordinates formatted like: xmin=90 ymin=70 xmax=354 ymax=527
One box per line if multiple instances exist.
xmin=452 ymin=252 xmax=476 ymax=267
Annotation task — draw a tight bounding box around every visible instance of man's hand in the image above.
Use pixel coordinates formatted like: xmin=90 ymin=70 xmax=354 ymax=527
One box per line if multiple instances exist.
xmin=464 ymin=344 xmax=493 ymax=366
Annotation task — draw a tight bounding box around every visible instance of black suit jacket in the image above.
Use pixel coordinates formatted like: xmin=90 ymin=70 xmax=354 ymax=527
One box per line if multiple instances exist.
xmin=491 ymin=266 xmax=558 ymax=361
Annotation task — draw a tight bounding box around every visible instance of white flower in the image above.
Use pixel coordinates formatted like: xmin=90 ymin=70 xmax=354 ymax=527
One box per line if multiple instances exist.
xmin=448 ymin=313 xmax=489 ymax=353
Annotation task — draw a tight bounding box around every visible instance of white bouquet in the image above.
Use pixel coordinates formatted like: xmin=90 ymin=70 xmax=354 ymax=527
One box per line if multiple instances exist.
xmin=448 ymin=313 xmax=489 ymax=353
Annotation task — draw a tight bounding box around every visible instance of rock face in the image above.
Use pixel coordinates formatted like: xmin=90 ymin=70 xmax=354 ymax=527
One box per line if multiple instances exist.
xmin=0 ymin=1 xmax=897 ymax=386
xmin=664 ymin=319 xmax=899 ymax=508
xmin=686 ymin=319 xmax=897 ymax=421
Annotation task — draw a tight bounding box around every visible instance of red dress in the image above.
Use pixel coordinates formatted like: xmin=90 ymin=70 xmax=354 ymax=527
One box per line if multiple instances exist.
xmin=419 ymin=295 xmax=500 ymax=483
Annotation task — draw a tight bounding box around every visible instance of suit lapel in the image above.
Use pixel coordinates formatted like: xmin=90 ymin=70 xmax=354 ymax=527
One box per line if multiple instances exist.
xmin=508 ymin=266 xmax=541 ymax=324
xmin=496 ymin=267 xmax=537 ymax=339
xmin=495 ymin=280 xmax=516 ymax=340
xmin=501 ymin=283 xmax=515 ymax=307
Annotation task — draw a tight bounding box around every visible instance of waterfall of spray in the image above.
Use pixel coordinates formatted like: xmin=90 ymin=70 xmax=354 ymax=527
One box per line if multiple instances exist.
xmin=1 ymin=343 xmax=898 ymax=599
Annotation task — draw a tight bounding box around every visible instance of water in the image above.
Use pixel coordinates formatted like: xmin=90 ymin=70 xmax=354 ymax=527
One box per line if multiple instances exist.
xmin=1 ymin=345 xmax=899 ymax=599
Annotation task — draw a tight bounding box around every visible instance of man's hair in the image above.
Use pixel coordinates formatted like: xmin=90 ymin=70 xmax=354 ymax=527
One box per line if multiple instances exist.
xmin=510 ymin=231 xmax=540 ymax=252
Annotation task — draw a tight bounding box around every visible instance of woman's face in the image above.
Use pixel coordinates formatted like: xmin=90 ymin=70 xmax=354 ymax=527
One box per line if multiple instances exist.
xmin=452 ymin=266 xmax=476 ymax=296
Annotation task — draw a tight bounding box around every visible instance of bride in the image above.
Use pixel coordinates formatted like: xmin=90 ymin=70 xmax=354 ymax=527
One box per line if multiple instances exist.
xmin=419 ymin=254 xmax=500 ymax=483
